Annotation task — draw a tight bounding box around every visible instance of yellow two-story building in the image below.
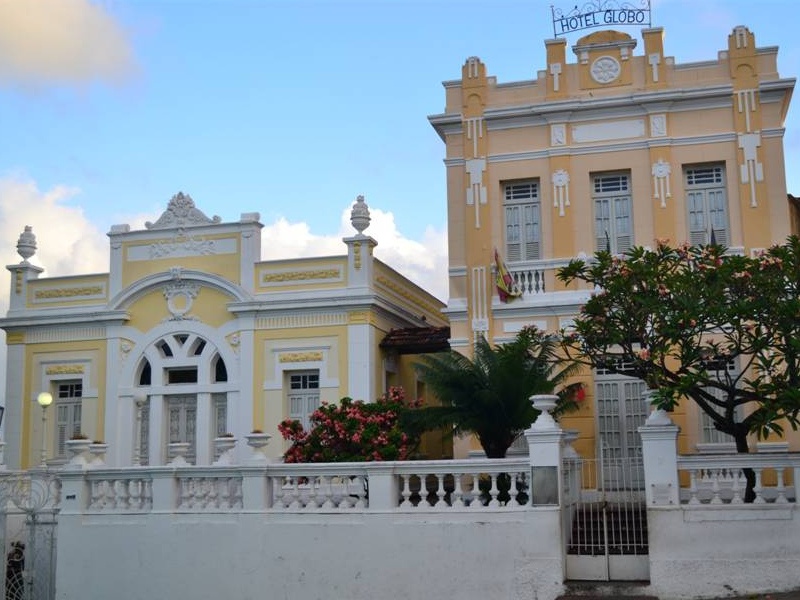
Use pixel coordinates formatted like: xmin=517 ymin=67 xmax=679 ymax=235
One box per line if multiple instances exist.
xmin=1 ymin=193 xmax=446 ymax=469
xmin=429 ymin=25 xmax=796 ymax=461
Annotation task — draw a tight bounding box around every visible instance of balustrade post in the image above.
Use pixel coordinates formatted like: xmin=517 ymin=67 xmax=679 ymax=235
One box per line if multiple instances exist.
xmin=240 ymin=467 xmax=271 ymax=510
xmin=364 ymin=463 xmax=397 ymax=510
xmin=525 ymin=395 xmax=564 ymax=505
xmin=58 ymin=470 xmax=89 ymax=515
xmin=794 ymin=466 xmax=800 ymax=503
xmin=638 ymin=408 xmax=680 ymax=506
xmin=150 ymin=467 xmax=178 ymax=512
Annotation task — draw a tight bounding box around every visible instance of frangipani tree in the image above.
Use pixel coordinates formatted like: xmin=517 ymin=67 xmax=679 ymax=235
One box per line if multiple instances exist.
xmin=557 ymin=238 xmax=800 ymax=462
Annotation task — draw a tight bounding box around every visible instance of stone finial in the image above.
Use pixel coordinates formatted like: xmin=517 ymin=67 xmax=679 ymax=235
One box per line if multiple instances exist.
xmin=16 ymin=226 xmax=37 ymax=263
xmin=350 ymin=195 xmax=371 ymax=235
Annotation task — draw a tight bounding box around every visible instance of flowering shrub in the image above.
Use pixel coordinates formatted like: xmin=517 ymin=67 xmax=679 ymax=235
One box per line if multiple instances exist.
xmin=278 ymin=387 xmax=422 ymax=463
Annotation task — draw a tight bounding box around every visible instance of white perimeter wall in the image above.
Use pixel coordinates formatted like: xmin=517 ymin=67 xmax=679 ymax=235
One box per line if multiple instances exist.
xmin=648 ymin=506 xmax=800 ymax=599
xmin=54 ymin=509 xmax=565 ymax=600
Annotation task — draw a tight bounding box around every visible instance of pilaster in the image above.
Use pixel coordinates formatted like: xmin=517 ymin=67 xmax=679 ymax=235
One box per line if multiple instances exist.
xmin=460 ymin=56 xmax=494 ymax=347
xmin=238 ymin=212 xmax=263 ymax=293
xmin=545 ymin=39 xmax=568 ymax=99
xmin=6 ymin=262 xmax=43 ymax=312
xmin=642 ymin=28 xmax=666 ymax=89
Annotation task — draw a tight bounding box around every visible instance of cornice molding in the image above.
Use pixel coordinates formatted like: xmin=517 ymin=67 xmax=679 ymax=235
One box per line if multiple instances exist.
xmin=109 ymin=269 xmax=251 ymax=311
xmin=0 ymin=311 xmax=128 ymax=330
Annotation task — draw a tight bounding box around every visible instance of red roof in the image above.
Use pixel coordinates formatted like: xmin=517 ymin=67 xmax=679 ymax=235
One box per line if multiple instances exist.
xmin=379 ymin=326 xmax=451 ymax=355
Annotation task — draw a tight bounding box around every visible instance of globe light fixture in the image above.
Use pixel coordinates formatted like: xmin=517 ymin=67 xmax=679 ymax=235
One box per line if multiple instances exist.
xmin=37 ymin=392 xmax=53 ymax=467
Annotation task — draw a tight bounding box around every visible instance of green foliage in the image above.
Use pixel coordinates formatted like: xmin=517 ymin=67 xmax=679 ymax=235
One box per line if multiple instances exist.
xmin=278 ymin=387 xmax=421 ymax=463
xmin=412 ymin=326 xmax=582 ymax=458
xmin=557 ymin=237 xmax=800 ymax=451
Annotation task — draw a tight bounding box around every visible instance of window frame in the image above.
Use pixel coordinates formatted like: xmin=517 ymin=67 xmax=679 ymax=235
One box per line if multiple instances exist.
xmin=684 ymin=164 xmax=729 ymax=246
xmin=592 ymin=172 xmax=633 ymax=254
xmin=287 ymin=370 xmax=321 ymax=431
xmin=503 ymin=180 xmax=541 ymax=262
xmin=55 ymin=381 xmax=83 ymax=459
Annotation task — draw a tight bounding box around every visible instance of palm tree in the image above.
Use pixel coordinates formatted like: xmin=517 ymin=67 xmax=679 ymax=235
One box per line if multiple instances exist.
xmin=412 ymin=326 xmax=581 ymax=458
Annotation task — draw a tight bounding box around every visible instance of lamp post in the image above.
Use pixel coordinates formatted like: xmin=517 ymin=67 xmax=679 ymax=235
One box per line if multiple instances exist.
xmin=37 ymin=392 xmax=53 ymax=467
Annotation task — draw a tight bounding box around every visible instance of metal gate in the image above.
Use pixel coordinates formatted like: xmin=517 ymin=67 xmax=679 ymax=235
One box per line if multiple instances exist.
xmin=563 ymin=442 xmax=649 ymax=581
xmin=0 ymin=472 xmax=59 ymax=600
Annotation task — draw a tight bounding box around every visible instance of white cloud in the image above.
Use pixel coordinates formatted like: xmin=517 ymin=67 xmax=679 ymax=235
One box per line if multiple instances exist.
xmin=0 ymin=177 xmax=449 ymax=401
xmin=0 ymin=0 xmax=137 ymax=87
xmin=261 ymin=206 xmax=448 ymax=302
xmin=0 ymin=174 xmax=110 ymax=400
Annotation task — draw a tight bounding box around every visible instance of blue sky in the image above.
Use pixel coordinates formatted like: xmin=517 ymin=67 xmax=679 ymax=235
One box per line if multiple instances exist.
xmin=0 ymin=0 xmax=798 ymax=392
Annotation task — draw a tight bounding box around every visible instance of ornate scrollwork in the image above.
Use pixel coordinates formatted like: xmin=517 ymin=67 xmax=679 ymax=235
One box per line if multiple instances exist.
xmin=145 ymin=192 xmax=221 ymax=230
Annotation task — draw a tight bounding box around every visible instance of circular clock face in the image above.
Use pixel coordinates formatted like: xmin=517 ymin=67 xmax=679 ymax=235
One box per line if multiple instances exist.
xmin=591 ymin=56 xmax=621 ymax=84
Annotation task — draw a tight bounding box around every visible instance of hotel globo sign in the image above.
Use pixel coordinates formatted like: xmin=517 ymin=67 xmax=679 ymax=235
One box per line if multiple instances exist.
xmin=551 ymin=1 xmax=651 ymax=37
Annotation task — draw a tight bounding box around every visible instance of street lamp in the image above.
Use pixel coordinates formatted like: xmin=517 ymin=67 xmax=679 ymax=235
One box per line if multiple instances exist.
xmin=37 ymin=392 xmax=53 ymax=467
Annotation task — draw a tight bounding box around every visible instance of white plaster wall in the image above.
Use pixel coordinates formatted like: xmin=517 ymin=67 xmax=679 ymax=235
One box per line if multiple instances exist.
xmin=54 ymin=509 xmax=565 ymax=600
xmin=647 ymin=506 xmax=800 ymax=599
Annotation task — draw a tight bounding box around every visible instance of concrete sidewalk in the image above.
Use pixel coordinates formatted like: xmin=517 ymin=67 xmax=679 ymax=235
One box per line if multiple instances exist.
xmin=555 ymin=587 xmax=800 ymax=600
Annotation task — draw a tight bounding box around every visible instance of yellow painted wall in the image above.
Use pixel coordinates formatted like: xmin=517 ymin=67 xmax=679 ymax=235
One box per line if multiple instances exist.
xmin=121 ymin=234 xmax=241 ymax=289
xmin=23 ymin=340 xmax=107 ymax=469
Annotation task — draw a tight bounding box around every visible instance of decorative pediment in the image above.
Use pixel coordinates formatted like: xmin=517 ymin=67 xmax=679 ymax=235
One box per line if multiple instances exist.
xmin=145 ymin=192 xmax=221 ymax=230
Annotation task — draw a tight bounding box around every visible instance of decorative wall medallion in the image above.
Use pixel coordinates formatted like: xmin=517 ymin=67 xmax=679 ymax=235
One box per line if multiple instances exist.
xmin=163 ymin=277 xmax=200 ymax=321
xmin=590 ymin=56 xmax=621 ymax=84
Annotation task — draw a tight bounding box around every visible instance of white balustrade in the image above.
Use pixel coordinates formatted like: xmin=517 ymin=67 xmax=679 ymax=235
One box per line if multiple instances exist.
xmin=507 ymin=259 xmax=574 ymax=298
xmin=677 ymin=453 xmax=800 ymax=505
xmin=176 ymin=471 xmax=243 ymax=510
xmin=86 ymin=473 xmax=153 ymax=512
xmin=58 ymin=458 xmax=539 ymax=515
xmin=393 ymin=459 xmax=530 ymax=510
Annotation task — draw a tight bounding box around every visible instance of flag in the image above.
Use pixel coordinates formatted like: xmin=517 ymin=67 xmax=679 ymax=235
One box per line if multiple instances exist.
xmin=494 ymin=248 xmax=521 ymax=303
xmin=605 ymin=230 xmax=611 ymax=253
xmin=709 ymin=226 xmax=718 ymax=246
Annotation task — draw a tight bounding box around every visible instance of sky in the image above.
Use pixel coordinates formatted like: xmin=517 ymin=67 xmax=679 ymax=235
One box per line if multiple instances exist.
xmin=0 ymin=0 xmax=798 ymax=396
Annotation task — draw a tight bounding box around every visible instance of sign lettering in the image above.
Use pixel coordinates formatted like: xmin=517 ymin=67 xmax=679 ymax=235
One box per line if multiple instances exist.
xmin=551 ymin=1 xmax=651 ymax=37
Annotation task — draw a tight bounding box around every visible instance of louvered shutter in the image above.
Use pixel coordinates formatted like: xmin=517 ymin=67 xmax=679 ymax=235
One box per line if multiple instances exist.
xmin=57 ymin=404 xmax=69 ymax=457
xmin=595 ymin=197 xmax=611 ymax=252
xmin=708 ymin=189 xmax=729 ymax=246
xmin=523 ymin=203 xmax=540 ymax=260
xmin=614 ymin=196 xmax=632 ymax=253
xmin=687 ymin=191 xmax=707 ymax=245
xmin=504 ymin=182 xmax=540 ymax=261
xmin=505 ymin=204 xmax=522 ymax=262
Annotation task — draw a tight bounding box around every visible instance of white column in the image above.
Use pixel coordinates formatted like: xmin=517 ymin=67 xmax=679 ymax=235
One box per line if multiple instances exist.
xmin=111 ymin=393 xmax=136 ymax=468
xmin=234 ymin=322 xmax=256 ymax=464
xmin=103 ymin=336 xmax=124 ymax=467
xmin=347 ymin=323 xmax=374 ymax=402
xmin=149 ymin=394 xmax=165 ymax=465
xmin=3 ymin=344 xmax=25 ymax=469
xmin=638 ymin=410 xmax=680 ymax=506
xmin=195 ymin=392 xmax=212 ymax=465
